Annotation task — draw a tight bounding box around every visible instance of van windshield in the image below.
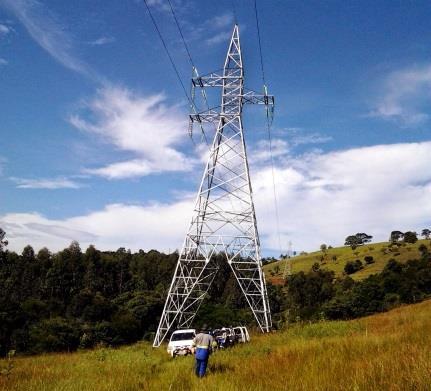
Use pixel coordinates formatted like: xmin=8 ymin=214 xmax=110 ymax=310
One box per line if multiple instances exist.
xmin=234 ymin=329 xmax=241 ymax=334
xmin=170 ymin=332 xmax=195 ymax=341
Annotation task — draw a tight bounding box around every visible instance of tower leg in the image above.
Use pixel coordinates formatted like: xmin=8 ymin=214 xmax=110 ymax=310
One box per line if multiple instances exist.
xmin=153 ymin=254 xmax=219 ymax=347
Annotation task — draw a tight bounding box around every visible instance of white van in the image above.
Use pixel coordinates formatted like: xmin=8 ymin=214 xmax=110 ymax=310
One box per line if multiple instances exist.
xmin=233 ymin=326 xmax=250 ymax=343
xmin=167 ymin=329 xmax=196 ymax=357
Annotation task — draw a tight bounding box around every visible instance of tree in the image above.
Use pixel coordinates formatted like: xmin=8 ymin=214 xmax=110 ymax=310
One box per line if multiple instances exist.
xmin=364 ymin=256 xmax=374 ymax=264
xmin=389 ymin=231 xmax=403 ymax=243
xmin=421 ymin=229 xmax=431 ymax=239
xmin=320 ymin=244 xmax=327 ymax=252
xmin=356 ymin=233 xmax=373 ymax=245
xmin=403 ymin=231 xmax=418 ymax=244
xmin=344 ymin=233 xmax=372 ymax=250
xmin=345 ymin=235 xmax=359 ymax=250
xmin=0 ymin=228 xmax=8 ymax=251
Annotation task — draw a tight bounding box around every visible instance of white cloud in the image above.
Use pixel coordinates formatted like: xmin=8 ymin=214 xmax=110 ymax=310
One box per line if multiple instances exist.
xmin=206 ymin=31 xmax=231 ymax=46
xmin=210 ymin=13 xmax=234 ymax=29
xmin=87 ymin=36 xmax=115 ymax=46
xmin=204 ymin=13 xmax=235 ymax=46
xmin=289 ymin=131 xmax=332 ymax=146
xmin=372 ymin=64 xmax=431 ymax=125
xmin=1 ymin=0 xmax=96 ymax=79
xmin=0 ymin=58 xmax=7 ymax=65
xmin=70 ymin=86 xmax=193 ymax=179
xmin=0 ymin=201 xmax=192 ymax=253
xmin=146 ymin=0 xmax=171 ymax=13
xmin=10 ymin=177 xmax=83 ymax=189
xmin=249 ymin=139 xmax=290 ymax=164
xmin=255 ymin=141 xmax=431 ymax=252
xmin=3 ymin=141 xmax=431 ymax=254
xmin=0 ymin=23 xmax=11 ymax=36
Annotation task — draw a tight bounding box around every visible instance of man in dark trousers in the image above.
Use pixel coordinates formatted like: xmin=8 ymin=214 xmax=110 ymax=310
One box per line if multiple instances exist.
xmin=192 ymin=326 xmax=216 ymax=378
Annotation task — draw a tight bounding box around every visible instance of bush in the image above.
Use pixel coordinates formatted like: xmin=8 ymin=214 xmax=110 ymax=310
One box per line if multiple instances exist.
xmin=418 ymin=244 xmax=428 ymax=255
xmin=403 ymin=231 xmax=418 ymax=244
xmin=364 ymin=256 xmax=374 ymax=265
xmin=344 ymin=260 xmax=363 ymax=275
xmin=28 ymin=317 xmax=80 ymax=353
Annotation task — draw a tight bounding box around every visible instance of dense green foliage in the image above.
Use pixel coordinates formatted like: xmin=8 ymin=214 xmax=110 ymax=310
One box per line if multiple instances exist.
xmin=0 ymin=241 xmax=250 ymax=356
xmin=277 ymin=248 xmax=431 ymax=324
xmin=1 ymin=235 xmax=430 ymax=356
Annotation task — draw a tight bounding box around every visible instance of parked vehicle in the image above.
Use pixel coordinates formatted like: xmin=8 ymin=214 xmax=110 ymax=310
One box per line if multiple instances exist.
xmin=167 ymin=329 xmax=196 ymax=357
xmin=224 ymin=327 xmax=237 ymax=345
xmin=212 ymin=328 xmax=231 ymax=348
xmin=233 ymin=326 xmax=250 ymax=343
xmin=213 ymin=327 xmax=237 ymax=348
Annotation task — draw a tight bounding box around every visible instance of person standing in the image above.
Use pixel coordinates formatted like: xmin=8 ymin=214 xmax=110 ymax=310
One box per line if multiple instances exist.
xmin=192 ymin=327 xmax=217 ymax=378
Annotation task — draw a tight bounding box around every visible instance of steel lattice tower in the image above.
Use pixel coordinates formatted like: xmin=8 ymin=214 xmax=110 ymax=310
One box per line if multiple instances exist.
xmin=153 ymin=25 xmax=274 ymax=347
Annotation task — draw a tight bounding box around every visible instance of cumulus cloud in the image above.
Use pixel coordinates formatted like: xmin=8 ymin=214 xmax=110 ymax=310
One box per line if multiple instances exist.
xmin=372 ymin=64 xmax=431 ymax=125
xmin=3 ymin=141 xmax=431 ymax=254
xmin=0 ymin=58 xmax=8 ymax=65
xmin=70 ymin=86 xmax=193 ymax=179
xmin=249 ymin=139 xmax=290 ymax=164
xmin=10 ymin=177 xmax=83 ymax=189
xmin=1 ymin=201 xmax=192 ymax=252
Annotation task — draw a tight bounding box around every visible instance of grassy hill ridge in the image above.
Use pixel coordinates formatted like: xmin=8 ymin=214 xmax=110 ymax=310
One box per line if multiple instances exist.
xmin=1 ymin=299 xmax=430 ymax=390
xmin=264 ymin=239 xmax=430 ymax=283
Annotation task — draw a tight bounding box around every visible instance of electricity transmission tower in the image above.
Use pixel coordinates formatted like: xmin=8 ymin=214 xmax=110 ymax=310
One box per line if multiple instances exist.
xmin=153 ymin=25 xmax=274 ymax=347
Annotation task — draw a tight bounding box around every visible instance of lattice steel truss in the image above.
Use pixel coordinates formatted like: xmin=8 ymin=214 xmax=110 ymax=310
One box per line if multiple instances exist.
xmin=153 ymin=25 xmax=274 ymax=347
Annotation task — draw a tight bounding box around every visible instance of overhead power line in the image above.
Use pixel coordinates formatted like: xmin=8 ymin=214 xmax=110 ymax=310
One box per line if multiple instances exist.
xmin=167 ymin=0 xmax=195 ymax=69
xmin=142 ymin=0 xmax=191 ymax=106
xmin=143 ymin=0 xmax=210 ymax=144
xmin=253 ymin=0 xmax=284 ymax=269
xmin=254 ymin=0 xmax=266 ymax=86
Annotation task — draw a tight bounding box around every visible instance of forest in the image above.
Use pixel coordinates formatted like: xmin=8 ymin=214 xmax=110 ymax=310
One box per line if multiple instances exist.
xmin=1 ymin=231 xmax=431 ymax=356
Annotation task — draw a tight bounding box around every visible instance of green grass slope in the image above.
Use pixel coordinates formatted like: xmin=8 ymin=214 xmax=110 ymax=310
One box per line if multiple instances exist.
xmin=264 ymin=239 xmax=429 ymax=282
xmin=1 ymin=299 xmax=430 ymax=390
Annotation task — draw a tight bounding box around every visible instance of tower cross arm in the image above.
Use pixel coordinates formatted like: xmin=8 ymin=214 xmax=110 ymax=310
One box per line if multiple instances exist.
xmin=189 ymin=108 xmax=221 ymax=124
xmin=192 ymin=70 xmax=225 ymax=87
xmin=242 ymin=88 xmax=274 ymax=106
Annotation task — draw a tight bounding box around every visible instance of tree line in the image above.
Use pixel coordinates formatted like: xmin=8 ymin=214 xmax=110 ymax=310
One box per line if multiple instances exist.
xmin=0 ymin=232 xmax=253 ymax=356
xmin=0 ymin=228 xmax=430 ymax=356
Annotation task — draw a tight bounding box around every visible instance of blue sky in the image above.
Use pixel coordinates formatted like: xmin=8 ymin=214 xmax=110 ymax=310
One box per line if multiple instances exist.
xmin=1 ymin=0 xmax=431 ymax=254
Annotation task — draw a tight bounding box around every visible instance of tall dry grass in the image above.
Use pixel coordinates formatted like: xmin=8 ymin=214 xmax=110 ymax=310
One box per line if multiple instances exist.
xmin=1 ymin=299 xmax=430 ymax=390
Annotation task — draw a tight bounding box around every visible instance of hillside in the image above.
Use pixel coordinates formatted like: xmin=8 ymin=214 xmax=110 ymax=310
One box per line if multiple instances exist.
xmin=1 ymin=299 xmax=430 ymax=390
xmin=264 ymin=239 xmax=429 ymax=283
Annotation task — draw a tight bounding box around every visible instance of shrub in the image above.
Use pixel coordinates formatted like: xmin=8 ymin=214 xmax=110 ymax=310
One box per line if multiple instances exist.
xmin=344 ymin=260 xmax=363 ymax=275
xmin=364 ymin=256 xmax=374 ymax=265
xmin=28 ymin=317 xmax=80 ymax=353
xmin=418 ymin=244 xmax=428 ymax=255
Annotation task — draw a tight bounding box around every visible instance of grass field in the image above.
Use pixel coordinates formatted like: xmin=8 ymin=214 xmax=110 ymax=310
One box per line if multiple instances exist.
xmin=1 ymin=299 xmax=430 ymax=390
xmin=264 ymin=239 xmax=430 ymax=283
